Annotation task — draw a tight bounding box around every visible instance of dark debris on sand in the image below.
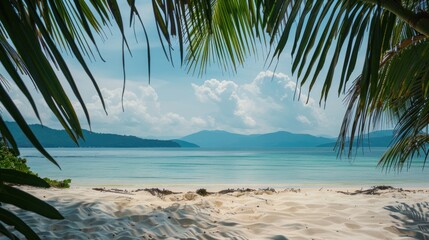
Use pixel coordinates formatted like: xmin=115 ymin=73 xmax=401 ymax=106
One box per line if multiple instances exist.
xmin=92 ymin=187 xmax=294 ymax=198
xmin=196 ymin=188 xmax=214 ymax=196
xmin=133 ymin=188 xmax=181 ymax=197
xmin=282 ymin=188 xmax=301 ymax=193
xmin=337 ymin=185 xmax=407 ymax=195
xmin=218 ymin=188 xmax=256 ymax=194
xmin=92 ymin=188 xmax=134 ymax=195
xmin=261 ymin=187 xmax=277 ymax=193
xmin=217 ymin=188 xmax=276 ymax=194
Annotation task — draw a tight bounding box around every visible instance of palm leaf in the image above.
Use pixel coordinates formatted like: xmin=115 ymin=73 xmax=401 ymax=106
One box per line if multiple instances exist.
xmin=0 ymin=208 xmax=40 ymax=240
xmin=339 ymin=35 xmax=429 ymax=168
xmin=255 ymin=0 xmax=429 ymax=170
xmin=0 ymin=2 xmax=133 ymax=238
xmin=380 ymin=134 xmax=429 ymax=171
xmin=152 ymin=0 xmax=259 ymax=75
xmin=0 ymin=169 xmax=50 ymax=188
xmin=0 ymin=184 xmax=63 ymax=220
xmin=0 ymin=221 xmax=17 ymax=240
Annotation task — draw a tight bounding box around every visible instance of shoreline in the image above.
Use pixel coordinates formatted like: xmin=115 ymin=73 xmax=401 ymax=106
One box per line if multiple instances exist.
xmin=4 ymin=185 xmax=429 ymax=239
xmin=22 ymin=183 xmax=429 ymax=191
xmin=68 ymin=182 xmax=429 ymax=192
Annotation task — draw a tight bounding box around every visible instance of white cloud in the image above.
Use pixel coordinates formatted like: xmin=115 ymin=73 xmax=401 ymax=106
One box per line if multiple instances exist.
xmin=192 ymin=79 xmax=238 ymax=102
xmin=6 ymin=70 xmax=340 ymax=138
xmin=297 ymin=115 xmax=311 ymax=125
xmin=74 ymin=85 xmax=209 ymax=138
xmin=192 ymin=71 xmax=332 ymax=134
xmin=6 ymin=80 xmax=207 ymax=138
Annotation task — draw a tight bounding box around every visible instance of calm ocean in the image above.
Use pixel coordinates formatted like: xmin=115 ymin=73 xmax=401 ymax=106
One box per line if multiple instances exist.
xmin=22 ymin=148 xmax=429 ymax=188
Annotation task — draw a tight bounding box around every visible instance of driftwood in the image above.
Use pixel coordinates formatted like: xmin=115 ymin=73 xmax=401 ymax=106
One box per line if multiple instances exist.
xmin=133 ymin=188 xmax=181 ymax=197
xmin=283 ymin=188 xmax=301 ymax=193
xmin=91 ymin=187 xmax=284 ymax=197
xmin=337 ymin=186 xmax=401 ymax=195
xmin=217 ymin=188 xmax=276 ymax=194
xmin=218 ymin=188 xmax=256 ymax=194
xmin=92 ymin=188 xmax=134 ymax=195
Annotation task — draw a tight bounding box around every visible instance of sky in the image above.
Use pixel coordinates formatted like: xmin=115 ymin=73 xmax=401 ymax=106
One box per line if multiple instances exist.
xmin=6 ymin=2 xmax=354 ymax=139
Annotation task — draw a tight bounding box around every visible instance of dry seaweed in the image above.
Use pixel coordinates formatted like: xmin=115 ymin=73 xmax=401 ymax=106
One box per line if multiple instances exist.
xmin=92 ymin=188 xmax=134 ymax=195
xmin=260 ymin=187 xmax=276 ymax=193
xmin=337 ymin=186 xmax=401 ymax=195
xmin=133 ymin=188 xmax=181 ymax=197
xmin=218 ymin=188 xmax=256 ymax=194
xmin=283 ymin=188 xmax=301 ymax=193
xmin=196 ymin=188 xmax=214 ymax=196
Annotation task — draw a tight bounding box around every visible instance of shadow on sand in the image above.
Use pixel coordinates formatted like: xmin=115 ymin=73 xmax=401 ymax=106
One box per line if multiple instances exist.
xmin=385 ymin=202 xmax=429 ymax=239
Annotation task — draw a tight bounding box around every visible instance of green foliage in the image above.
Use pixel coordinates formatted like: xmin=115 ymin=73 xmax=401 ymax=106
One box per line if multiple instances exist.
xmin=43 ymin=178 xmax=71 ymax=189
xmin=0 ymin=0 xmax=144 ymax=166
xmin=257 ymin=0 xmax=429 ymax=170
xmin=0 ymin=144 xmax=66 ymax=239
xmin=140 ymin=0 xmax=429 ymax=170
xmin=0 ymin=0 xmax=427 ymax=178
xmin=0 ymin=147 xmax=64 ymax=239
xmin=0 ymin=146 xmax=30 ymax=173
xmin=0 ymin=145 xmax=71 ymax=188
xmin=0 ymin=170 xmax=64 ymax=239
xmin=1 ymin=0 xmax=429 ymax=239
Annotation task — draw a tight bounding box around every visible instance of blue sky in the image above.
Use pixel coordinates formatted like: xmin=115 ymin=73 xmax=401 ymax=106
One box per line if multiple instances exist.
xmin=7 ymin=2 xmax=355 ymax=139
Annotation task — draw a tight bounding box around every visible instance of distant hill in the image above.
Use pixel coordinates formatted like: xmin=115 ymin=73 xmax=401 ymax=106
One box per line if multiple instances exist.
xmin=318 ymin=130 xmax=394 ymax=148
xmin=181 ymin=130 xmax=333 ymax=148
xmin=5 ymin=122 xmax=198 ymax=148
xmin=6 ymin=121 xmax=393 ymax=149
xmin=171 ymin=140 xmax=199 ymax=148
xmin=181 ymin=130 xmax=395 ymax=148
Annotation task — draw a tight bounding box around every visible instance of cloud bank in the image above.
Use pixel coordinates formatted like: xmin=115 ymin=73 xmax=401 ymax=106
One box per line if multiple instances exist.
xmin=7 ymin=71 xmax=336 ymax=138
xmin=192 ymin=71 xmax=329 ymax=134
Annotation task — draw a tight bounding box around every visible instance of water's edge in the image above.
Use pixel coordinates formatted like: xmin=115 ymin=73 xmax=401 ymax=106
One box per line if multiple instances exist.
xmin=22 ymin=147 xmax=429 ymax=188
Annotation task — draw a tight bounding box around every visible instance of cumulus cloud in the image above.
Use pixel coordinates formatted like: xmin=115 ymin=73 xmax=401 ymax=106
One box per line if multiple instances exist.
xmin=74 ymin=85 xmax=210 ymax=137
xmin=6 ymin=70 xmax=338 ymax=138
xmin=296 ymin=115 xmax=311 ymax=125
xmin=192 ymin=70 xmax=329 ymax=134
xmin=192 ymin=79 xmax=238 ymax=102
xmin=6 ymin=82 xmax=210 ymax=138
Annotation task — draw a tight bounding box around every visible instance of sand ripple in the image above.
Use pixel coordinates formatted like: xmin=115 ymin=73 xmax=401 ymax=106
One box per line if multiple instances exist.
xmin=1 ymin=187 xmax=428 ymax=239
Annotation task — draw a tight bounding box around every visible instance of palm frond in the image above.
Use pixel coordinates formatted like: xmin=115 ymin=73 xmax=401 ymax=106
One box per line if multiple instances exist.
xmin=0 ymin=0 xmax=144 ymax=163
xmin=380 ymin=134 xmax=429 ymax=171
xmin=256 ymin=0 xmax=429 ymax=170
xmin=152 ymin=0 xmax=259 ymax=75
xmin=339 ymin=35 xmax=429 ymax=168
xmin=0 ymin=167 xmax=64 ymax=239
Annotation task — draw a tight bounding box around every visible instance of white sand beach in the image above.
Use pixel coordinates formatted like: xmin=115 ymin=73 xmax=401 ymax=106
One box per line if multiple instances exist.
xmin=2 ymin=186 xmax=429 ymax=239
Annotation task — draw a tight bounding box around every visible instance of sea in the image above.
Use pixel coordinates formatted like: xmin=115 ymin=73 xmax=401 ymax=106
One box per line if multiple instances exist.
xmin=22 ymin=147 xmax=429 ymax=189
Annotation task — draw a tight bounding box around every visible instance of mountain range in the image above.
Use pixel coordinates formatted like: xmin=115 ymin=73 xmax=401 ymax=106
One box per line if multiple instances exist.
xmin=318 ymin=130 xmax=395 ymax=148
xmin=4 ymin=122 xmax=197 ymax=148
xmin=181 ymin=130 xmax=394 ymax=148
xmin=181 ymin=130 xmax=332 ymax=148
xmin=4 ymin=122 xmax=394 ymax=148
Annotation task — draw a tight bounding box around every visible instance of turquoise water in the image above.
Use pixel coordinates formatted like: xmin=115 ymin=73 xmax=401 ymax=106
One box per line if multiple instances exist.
xmin=22 ymin=148 xmax=429 ymax=188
